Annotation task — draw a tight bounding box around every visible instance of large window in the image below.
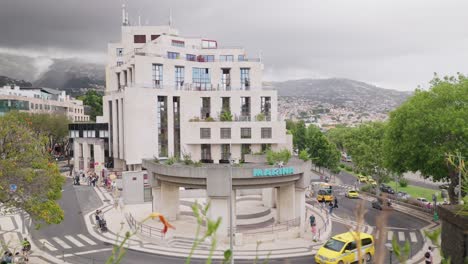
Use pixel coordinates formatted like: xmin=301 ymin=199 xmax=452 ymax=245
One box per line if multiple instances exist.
xmin=261 ymin=127 xmax=272 ymax=139
xmin=238 ymin=55 xmax=246 ymax=61
xmin=201 ymin=97 xmax=211 ymax=119
xmin=173 ymin=97 xmax=181 ymax=158
xmin=192 ymin=68 xmax=211 ymax=90
xmin=167 ymin=52 xmax=179 ymax=59
xmin=201 ymin=144 xmax=212 ymax=162
xmin=221 ymin=144 xmax=230 ymax=161
xmin=175 ymin=66 xmax=184 ymax=89
xmin=220 ymin=55 xmax=234 ymax=62
xmin=151 ymin=35 xmax=160 ymax=41
xmin=200 ymin=128 xmax=211 ymax=139
xmin=171 ymin=40 xmax=185 ymax=47
xmin=221 ymin=68 xmax=231 ymax=90
xmin=222 ymin=97 xmax=230 ymax=113
xmin=157 ymin=96 xmax=168 ymax=157
xmin=241 ymin=68 xmax=250 ymax=90
xmin=134 ymin=35 xmax=146 ymax=43
xmin=202 ymin=40 xmax=217 ymax=49
xmin=240 ymin=97 xmax=251 ymax=121
xmin=201 ymin=55 xmax=214 ymax=62
xmin=261 ymin=96 xmax=271 ymax=120
xmin=186 ymin=54 xmax=196 ymax=61
xmin=241 ymin=144 xmax=251 ymax=160
xmin=220 ymin=128 xmax=231 ymax=139
xmin=241 ymin=128 xmax=251 ymax=139
xmin=152 ymin=64 xmax=163 ymax=87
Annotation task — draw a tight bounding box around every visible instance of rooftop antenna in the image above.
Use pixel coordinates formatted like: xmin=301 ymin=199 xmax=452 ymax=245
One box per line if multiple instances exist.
xmin=126 ymin=11 xmax=130 ymax=25
xmin=122 ymin=3 xmax=127 ymax=26
xmin=169 ymin=8 xmax=173 ymax=28
xmin=138 ymin=14 xmax=141 ymax=26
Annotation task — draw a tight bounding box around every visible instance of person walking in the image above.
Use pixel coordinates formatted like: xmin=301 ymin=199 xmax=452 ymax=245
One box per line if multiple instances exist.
xmin=328 ymin=201 xmax=334 ymax=214
xmin=320 ymin=197 xmax=326 ymax=209
xmin=334 ymin=197 xmax=338 ymax=208
xmin=21 ymin=238 xmax=30 ymax=262
xmin=309 ymin=214 xmax=317 ymax=242
xmin=425 ymin=246 xmax=433 ymax=264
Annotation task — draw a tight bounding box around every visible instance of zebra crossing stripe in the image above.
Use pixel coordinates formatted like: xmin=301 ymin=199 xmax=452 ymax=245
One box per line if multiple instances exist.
xmin=367 ymin=226 xmax=374 ymax=235
xmin=39 ymin=239 xmax=57 ymax=251
xmin=398 ymin=231 xmax=405 ymax=241
xmin=77 ymin=234 xmax=97 ymax=245
xmin=409 ymin=232 xmax=417 ymax=243
xmin=65 ymin=235 xmax=85 ymax=247
xmin=387 ymin=231 xmax=393 ymax=241
xmin=52 ymin=237 xmax=71 ymax=249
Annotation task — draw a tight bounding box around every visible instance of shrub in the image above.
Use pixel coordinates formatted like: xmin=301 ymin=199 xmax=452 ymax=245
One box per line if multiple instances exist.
xmin=344 ymin=165 xmax=353 ymax=171
xmin=205 ymin=116 xmax=215 ymax=122
xmin=165 ymin=156 xmax=176 ymax=165
xmin=299 ymin=149 xmax=309 ymax=161
xmin=266 ymin=149 xmax=291 ymax=165
xmin=255 ymin=113 xmax=266 ymax=121
xmin=339 ymin=163 xmax=345 ymax=169
xmin=182 ymin=153 xmax=193 ymax=165
xmin=189 ymin=117 xmax=200 ymax=122
xmin=360 ymin=184 xmax=373 ymax=193
xmin=153 ymin=156 xmax=160 ymax=164
xmin=193 ymin=161 xmax=203 ymax=167
xmin=219 ymin=110 xmax=233 ymax=122
xmin=399 ymin=178 xmax=409 ymax=187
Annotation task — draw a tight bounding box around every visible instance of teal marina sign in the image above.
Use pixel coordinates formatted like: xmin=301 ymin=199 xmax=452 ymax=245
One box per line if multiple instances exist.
xmin=253 ymin=167 xmax=294 ymax=177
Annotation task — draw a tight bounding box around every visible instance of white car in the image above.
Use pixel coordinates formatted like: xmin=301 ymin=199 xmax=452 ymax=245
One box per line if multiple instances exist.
xmin=417 ymin=197 xmax=428 ymax=203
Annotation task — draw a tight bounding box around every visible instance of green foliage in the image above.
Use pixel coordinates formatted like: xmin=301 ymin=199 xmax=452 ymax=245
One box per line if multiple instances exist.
xmin=152 ymin=156 xmax=160 ymax=163
xmin=424 ymin=228 xmax=452 ymax=264
xmin=384 ymin=74 xmax=468 ymax=203
xmin=287 ymin=120 xmax=307 ymax=151
xmin=219 ymin=110 xmax=233 ymax=122
xmin=205 ymin=117 xmax=215 ymax=122
xmin=0 ymin=112 xmax=65 ymax=225
xmin=299 ymin=149 xmax=309 ymax=161
xmin=339 ymin=163 xmax=345 ymax=169
xmin=266 ymin=149 xmax=291 ymax=165
xmin=399 ymin=178 xmax=409 ymax=187
xmin=189 ymin=117 xmax=201 ymax=122
xmin=193 ymin=161 xmax=203 ymax=167
xmin=360 ymin=184 xmax=374 ymax=193
xmin=77 ymin=90 xmax=103 ymax=121
xmin=182 ymin=153 xmax=193 ymax=165
xmin=255 ymin=113 xmax=266 ymax=121
xmin=305 ymin=125 xmax=340 ymax=171
xmin=326 ymin=125 xmax=353 ymax=151
xmin=165 ymin=156 xmax=177 ymax=165
xmin=392 ymin=235 xmax=411 ymax=263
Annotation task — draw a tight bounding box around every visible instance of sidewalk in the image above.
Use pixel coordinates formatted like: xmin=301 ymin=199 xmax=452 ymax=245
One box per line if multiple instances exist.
xmin=85 ymin=186 xmax=333 ymax=260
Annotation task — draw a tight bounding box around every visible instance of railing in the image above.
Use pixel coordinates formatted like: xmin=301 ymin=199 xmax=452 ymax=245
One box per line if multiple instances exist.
xmin=106 ymin=83 xmax=273 ymax=93
xmin=126 ymin=213 xmax=164 ymax=239
xmin=237 ymin=217 xmax=300 ymax=235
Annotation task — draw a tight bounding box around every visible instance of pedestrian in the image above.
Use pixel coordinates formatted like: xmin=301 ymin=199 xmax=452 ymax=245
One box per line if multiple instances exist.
xmin=334 ymin=197 xmax=338 ymax=208
xmin=321 ymin=197 xmax=326 ymax=208
xmin=328 ymin=201 xmax=334 ymax=214
xmin=309 ymin=214 xmax=317 ymax=242
xmin=1 ymin=251 xmax=10 ymax=264
xmin=21 ymin=238 xmax=30 ymax=262
xmin=425 ymin=246 xmax=433 ymax=264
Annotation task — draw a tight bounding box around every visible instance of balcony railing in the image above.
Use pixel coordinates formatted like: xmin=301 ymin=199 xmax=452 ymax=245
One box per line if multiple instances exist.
xmin=108 ymin=83 xmax=272 ymax=93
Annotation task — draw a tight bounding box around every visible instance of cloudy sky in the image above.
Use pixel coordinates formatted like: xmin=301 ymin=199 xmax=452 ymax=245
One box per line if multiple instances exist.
xmin=1 ymin=0 xmax=468 ymax=90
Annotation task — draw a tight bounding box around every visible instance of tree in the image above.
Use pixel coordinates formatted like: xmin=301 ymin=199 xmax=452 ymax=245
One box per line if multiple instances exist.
xmin=326 ymin=125 xmax=353 ymax=151
xmin=306 ymin=125 xmax=340 ymax=172
xmin=384 ymin=74 xmax=468 ymax=204
xmin=0 ymin=112 xmax=65 ymax=225
xmin=345 ymin=122 xmax=390 ymax=183
xmin=78 ymin=90 xmax=103 ymax=121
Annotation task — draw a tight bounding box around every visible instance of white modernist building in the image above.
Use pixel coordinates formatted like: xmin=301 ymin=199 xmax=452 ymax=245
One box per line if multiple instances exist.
xmin=100 ymin=17 xmax=292 ymax=170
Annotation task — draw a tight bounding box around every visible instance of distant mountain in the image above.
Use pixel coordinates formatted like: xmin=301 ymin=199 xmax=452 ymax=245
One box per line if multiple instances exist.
xmin=0 ymin=75 xmax=32 ymax=87
xmin=265 ymin=78 xmax=412 ymax=110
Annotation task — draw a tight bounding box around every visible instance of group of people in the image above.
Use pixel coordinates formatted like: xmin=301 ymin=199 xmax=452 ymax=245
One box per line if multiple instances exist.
xmin=73 ymin=170 xmax=99 ymax=187
xmin=1 ymin=238 xmax=30 ymax=264
xmin=94 ymin=209 xmax=108 ymax=232
xmin=320 ymin=197 xmax=338 ymax=214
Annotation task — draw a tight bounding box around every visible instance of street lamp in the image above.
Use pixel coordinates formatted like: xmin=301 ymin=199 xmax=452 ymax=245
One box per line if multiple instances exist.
xmin=385 ymin=242 xmax=393 ymax=264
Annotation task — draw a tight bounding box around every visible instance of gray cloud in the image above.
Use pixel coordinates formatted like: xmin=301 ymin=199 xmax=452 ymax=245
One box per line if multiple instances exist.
xmin=1 ymin=0 xmax=468 ymax=90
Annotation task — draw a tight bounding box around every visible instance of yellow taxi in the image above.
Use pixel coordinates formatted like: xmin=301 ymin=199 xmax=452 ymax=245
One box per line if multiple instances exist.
xmin=345 ymin=190 xmax=359 ymax=199
xmin=315 ymin=232 xmax=375 ymax=264
xmin=357 ymin=175 xmax=367 ymax=183
xmin=367 ymin=177 xmax=377 ymax=186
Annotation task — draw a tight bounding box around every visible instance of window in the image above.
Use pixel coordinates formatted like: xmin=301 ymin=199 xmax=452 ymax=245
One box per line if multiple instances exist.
xmin=238 ymin=55 xmax=246 ymax=61
xmin=99 ymin=130 xmax=109 ymax=137
xmin=117 ymin=61 xmax=123 ymax=67
xmin=220 ymin=128 xmax=231 ymax=139
xmin=134 ymin=35 xmax=146 ymax=43
xmin=261 ymin=144 xmax=271 ymax=152
xmin=222 ymin=97 xmax=230 ymax=113
xmin=186 ymin=54 xmax=196 ymax=61
xmin=221 ymin=68 xmax=231 ymax=90
xmin=221 ymin=144 xmax=230 ymax=161
xmin=261 ymin=96 xmax=271 ymax=120
xmin=171 ymin=40 xmax=185 ymax=47
xmin=173 ymin=97 xmax=181 ymax=158
xmin=201 ymin=55 xmax=214 ymax=62
xmin=192 ymin=68 xmax=211 ymax=90
xmin=220 ymin=55 xmax=234 ymax=62
xmin=201 ymin=97 xmax=210 ymax=118
xmin=241 ymin=144 xmax=251 ymax=160
xmin=201 ymin=144 xmax=212 ymax=161
xmin=202 ymin=40 xmax=217 ymax=49
xmin=157 ymin=96 xmax=168 ymax=157
xmin=175 ymin=66 xmax=184 ymax=89
xmin=241 ymin=128 xmax=251 ymax=139
xmin=167 ymin=52 xmax=179 ymax=59
xmin=241 ymin=68 xmax=251 ymax=90
xmin=152 ymin=64 xmax=163 ymax=87
xmin=240 ymin=97 xmax=251 ymax=121
xmin=200 ymin=128 xmax=211 ymax=139
xmin=345 ymin=242 xmax=357 ymax=251
xmin=151 ymin=35 xmax=160 ymax=41
xmin=116 ymin=48 xmax=123 ymax=57
xmin=261 ymin=128 xmax=272 ymax=139
xmin=83 ymin=130 xmax=95 ymax=138
xmin=362 ymin=238 xmax=373 ymax=246
xmin=69 ymin=130 xmax=79 ymax=138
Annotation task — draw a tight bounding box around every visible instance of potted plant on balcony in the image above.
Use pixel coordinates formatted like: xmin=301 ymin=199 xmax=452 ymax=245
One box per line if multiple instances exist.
xmin=255 ymin=113 xmax=266 ymax=121
xmin=219 ymin=110 xmax=233 ymax=122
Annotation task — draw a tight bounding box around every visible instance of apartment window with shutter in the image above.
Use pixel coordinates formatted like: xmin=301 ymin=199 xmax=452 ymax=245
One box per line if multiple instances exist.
xmin=241 ymin=128 xmax=251 ymax=139
xmin=171 ymin=40 xmax=185 ymax=47
xmin=200 ymin=128 xmax=211 ymax=139
xmin=220 ymin=128 xmax=231 ymax=139
xmin=134 ymin=35 xmax=146 ymax=43
xmin=261 ymin=127 xmax=272 ymax=139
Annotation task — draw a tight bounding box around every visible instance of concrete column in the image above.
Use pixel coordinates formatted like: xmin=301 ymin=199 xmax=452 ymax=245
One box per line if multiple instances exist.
xmin=295 ymin=188 xmax=306 ymax=237
xmin=94 ymin=141 xmax=105 ymax=169
xmin=73 ymin=141 xmax=80 ymax=171
xmin=152 ymin=182 xmax=179 ymax=221
xmin=83 ymin=143 xmax=90 ymax=171
xmin=277 ymin=184 xmax=295 ymax=222
xmin=262 ymin=188 xmax=274 ymax=208
xmin=167 ymin=96 xmax=174 ymax=157
xmin=208 ymin=197 xmax=232 ymax=238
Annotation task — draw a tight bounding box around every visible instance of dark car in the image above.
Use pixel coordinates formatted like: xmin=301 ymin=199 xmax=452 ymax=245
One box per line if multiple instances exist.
xmin=380 ymin=184 xmax=395 ymax=194
xmin=372 ymin=199 xmax=392 ymax=210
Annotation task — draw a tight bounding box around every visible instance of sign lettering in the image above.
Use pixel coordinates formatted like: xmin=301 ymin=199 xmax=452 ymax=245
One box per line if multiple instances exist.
xmin=253 ymin=167 xmax=294 ymax=177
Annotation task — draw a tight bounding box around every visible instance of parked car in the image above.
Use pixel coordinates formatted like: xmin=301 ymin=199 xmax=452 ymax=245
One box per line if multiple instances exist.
xmin=397 ymin=191 xmax=410 ymax=200
xmin=380 ymin=184 xmax=395 ymax=194
xmin=372 ymin=198 xmax=392 ymax=210
xmin=416 ymin=197 xmax=428 ymax=203
xmin=358 ymin=175 xmax=368 ymax=183
xmin=345 ymin=190 xmax=359 ymax=199
xmin=367 ymin=177 xmax=377 ymax=186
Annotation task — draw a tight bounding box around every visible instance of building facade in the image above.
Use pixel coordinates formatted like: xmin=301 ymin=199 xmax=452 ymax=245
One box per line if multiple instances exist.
xmin=102 ymin=22 xmax=292 ymax=170
xmin=0 ymin=85 xmax=90 ymax=122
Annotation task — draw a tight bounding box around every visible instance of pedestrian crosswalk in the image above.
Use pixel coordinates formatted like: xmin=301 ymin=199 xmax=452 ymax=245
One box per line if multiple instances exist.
xmin=37 ymin=234 xmax=98 ymax=251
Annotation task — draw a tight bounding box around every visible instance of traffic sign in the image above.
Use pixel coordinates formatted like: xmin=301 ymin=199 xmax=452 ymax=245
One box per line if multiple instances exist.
xmin=9 ymin=184 xmax=17 ymax=192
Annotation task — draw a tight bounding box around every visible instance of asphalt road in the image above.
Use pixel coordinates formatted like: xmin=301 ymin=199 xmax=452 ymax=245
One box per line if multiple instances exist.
xmin=30 ymin=169 xmax=428 ymax=264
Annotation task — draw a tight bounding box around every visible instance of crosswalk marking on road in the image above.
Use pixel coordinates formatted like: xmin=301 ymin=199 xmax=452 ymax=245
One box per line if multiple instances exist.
xmin=398 ymin=231 xmax=405 ymax=241
xmin=77 ymin=234 xmax=97 ymax=245
xmin=387 ymin=231 xmax=393 ymax=241
xmin=39 ymin=239 xmax=57 ymax=251
xmin=0 ymin=217 xmax=14 ymax=230
xmin=52 ymin=237 xmax=71 ymax=249
xmin=65 ymin=235 xmax=85 ymax=247
xmin=409 ymin=232 xmax=417 ymax=243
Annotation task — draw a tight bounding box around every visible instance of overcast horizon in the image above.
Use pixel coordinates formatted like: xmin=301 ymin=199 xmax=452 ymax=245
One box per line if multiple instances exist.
xmin=1 ymin=0 xmax=468 ymax=91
